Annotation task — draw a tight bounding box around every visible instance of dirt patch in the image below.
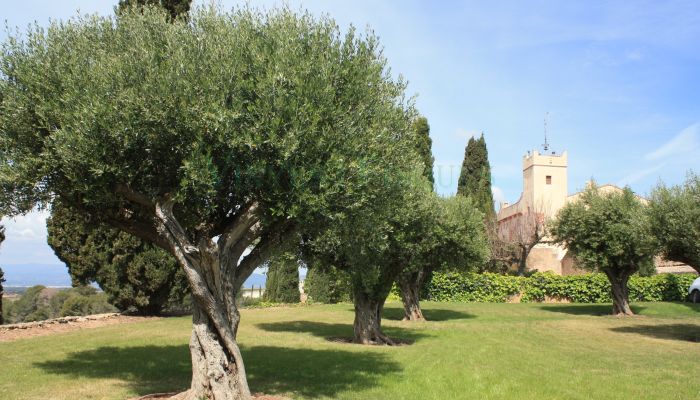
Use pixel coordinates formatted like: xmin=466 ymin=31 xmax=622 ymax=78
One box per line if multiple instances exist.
xmin=0 ymin=313 xmax=160 ymax=342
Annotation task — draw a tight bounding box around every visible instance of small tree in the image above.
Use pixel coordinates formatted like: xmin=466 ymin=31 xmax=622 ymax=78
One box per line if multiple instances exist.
xmin=649 ymin=172 xmax=700 ymax=274
xmin=395 ymin=195 xmax=489 ymax=321
xmin=550 ymin=184 xmax=656 ymax=316
xmin=497 ymin=204 xmax=548 ymax=275
xmin=47 ymin=200 xmax=188 ymax=315
xmin=304 ymin=170 xmax=429 ymax=344
xmin=263 ymin=252 xmax=300 ymax=303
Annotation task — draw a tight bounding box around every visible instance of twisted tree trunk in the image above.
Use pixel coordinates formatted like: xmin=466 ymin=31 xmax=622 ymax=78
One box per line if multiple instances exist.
xmin=352 ymin=285 xmax=396 ymax=345
xmin=604 ymin=269 xmax=634 ymax=316
xmin=175 ymin=305 xmax=248 ymax=400
xmin=396 ymin=269 xmax=427 ymax=321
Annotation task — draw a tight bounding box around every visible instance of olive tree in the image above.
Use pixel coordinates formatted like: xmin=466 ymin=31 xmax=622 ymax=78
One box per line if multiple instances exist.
xmin=396 ymin=195 xmax=489 ymax=321
xmin=550 ymin=185 xmax=656 ymax=316
xmin=649 ymin=172 xmax=700 ymax=274
xmin=304 ymin=172 xmax=434 ymax=344
xmin=0 ymin=7 xmax=415 ymax=399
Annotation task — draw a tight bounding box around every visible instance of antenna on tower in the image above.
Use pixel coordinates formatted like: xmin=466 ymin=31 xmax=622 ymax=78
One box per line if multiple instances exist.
xmin=542 ymin=112 xmax=550 ymax=152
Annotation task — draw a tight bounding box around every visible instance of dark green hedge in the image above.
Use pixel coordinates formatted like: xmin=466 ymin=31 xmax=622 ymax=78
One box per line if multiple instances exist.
xmin=425 ymin=272 xmax=697 ymax=303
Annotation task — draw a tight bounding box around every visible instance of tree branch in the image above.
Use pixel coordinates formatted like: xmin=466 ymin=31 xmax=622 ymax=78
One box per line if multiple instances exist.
xmin=232 ymin=222 xmax=296 ymax=289
xmin=218 ymin=201 xmax=260 ymax=261
xmin=113 ymin=183 xmax=155 ymax=209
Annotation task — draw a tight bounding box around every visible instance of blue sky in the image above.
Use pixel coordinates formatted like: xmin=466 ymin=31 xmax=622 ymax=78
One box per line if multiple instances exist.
xmin=1 ymin=0 xmax=699 ymax=268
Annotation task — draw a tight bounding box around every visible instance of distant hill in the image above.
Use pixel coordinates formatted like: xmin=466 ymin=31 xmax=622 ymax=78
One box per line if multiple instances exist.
xmin=0 ymin=263 xmax=271 ymax=289
xmin=0 ymin=263 xmax=306 ymax=289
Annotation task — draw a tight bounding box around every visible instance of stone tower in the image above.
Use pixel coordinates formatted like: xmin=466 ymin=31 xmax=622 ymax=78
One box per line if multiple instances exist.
xmin=521 ymin=150 xmax=568 ymax=217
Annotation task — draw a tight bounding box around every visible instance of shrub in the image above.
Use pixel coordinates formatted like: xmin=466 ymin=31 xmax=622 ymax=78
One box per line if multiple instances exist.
xmin=2 ymin=285 xmax=117 ymax=323
xmin=425 ymin=272 xmax=697 ymax=303
xmin=304 ymin=266 xmax=352 ymax=304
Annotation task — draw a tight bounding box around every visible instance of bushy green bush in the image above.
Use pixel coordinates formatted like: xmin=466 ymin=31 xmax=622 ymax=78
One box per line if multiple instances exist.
xmin=304 ymin=266 xmax=352 ymax=304
xmin=425 ymin=272 xmax=697 ymax=303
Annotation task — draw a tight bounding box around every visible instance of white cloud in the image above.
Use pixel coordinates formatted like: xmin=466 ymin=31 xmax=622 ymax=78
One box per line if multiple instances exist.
xmin=625 ymin=49 xmax=643 ymax=61
xmin=492 ymin=186 xmax=506 ymax=206
xmin=1 ymin=210 xmax=50 ymax=241
xmin=0 ymin=209 xmax=62 ymax=265
xmin=645 ymin=123 xmax=700 ymax=161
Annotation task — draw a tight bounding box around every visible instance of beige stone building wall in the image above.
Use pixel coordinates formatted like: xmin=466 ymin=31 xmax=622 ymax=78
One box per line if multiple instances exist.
xmin=496 ymin=148 xmax=695 ymax=276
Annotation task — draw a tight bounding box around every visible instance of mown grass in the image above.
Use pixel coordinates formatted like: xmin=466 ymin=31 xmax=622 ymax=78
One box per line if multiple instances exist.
xmin=1 ymin=301 xmax=698 ymax=399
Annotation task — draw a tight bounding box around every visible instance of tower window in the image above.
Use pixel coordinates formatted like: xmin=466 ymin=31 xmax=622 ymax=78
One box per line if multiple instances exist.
xmin=546 ymin=175 xmax=552 ymax=184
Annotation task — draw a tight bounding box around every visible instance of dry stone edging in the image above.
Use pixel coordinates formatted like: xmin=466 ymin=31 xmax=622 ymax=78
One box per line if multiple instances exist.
xmin=0 ymin=313 xmax=122 ymax=331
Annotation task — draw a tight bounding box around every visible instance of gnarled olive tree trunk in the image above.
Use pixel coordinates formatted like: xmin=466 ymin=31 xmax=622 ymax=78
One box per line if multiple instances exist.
xmin=604 ymin=269 xmax=634 ymax=316
xmin=352 ymin=281 xmax=396 ymax=345
xmin=146 ymin=200 xmax=282 ymax=400
xmin=177 ymin=304 xmax=247 ymax=400
xmin=396 ymin=269 xmax=428 ymax=321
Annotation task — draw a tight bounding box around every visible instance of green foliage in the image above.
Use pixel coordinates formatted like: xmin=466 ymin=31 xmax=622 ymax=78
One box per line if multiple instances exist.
xmin=304 ymin=265 xmax=352 ymax=304
xmin=263 ymin=252 xmax=300 ymax=303
xmin=47 ymin=201 xmax=188 ymax=315
xmin=550 ymin=184 xmax=658 ymax=314
xmin=411 ymin=116 xmax=434 ymax=185
xmin=116 ymin=0 xmax=192 ymax=21
xmin=554 ymin=186 xmax=657 ymax=272
xmin=457 ymin=134 xmax=495 ymax=221
xmin=2 ymin=285 xmax=116 ymax=324
xmin=649 ymin=172 xmax=700 ymax=273
xmin=551 ymin=184 xmax=657 ymax=274
xmin=0 ymin=5 xmax=416 ymax=279
xmin=427 ymin=272 xmax=524 ymax=302
xmin=425 ymin=271 xmax=697 ymax=303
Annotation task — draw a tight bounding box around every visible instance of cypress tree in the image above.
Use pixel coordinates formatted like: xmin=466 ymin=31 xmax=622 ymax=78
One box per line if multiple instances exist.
xmin=457 ymin=133 xmax=495 ymax=221
xmin=263 ymin=252 xmax=300 ymax=303
xmin=412 ymin=116 xmax=434 ymax=185
xmin=47 ymin=201 xmax=188 ymax=315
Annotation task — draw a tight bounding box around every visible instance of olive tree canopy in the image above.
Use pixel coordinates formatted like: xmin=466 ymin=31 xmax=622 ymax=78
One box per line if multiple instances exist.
xmin=550 ymin=184 xmax=656 ymax=316
xmin=0 ymin=6 xmax=416 ymax=399
xmin=649 ymin=172 xmax=700 ymax=274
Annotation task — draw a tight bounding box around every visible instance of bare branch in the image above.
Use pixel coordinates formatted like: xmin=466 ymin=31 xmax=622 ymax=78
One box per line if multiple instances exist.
xmin=218 ymin=202 xmax=260 ymax=258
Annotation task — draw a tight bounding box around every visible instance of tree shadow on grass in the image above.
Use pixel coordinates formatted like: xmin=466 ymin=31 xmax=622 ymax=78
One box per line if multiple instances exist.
xmin=536 ymin=303 xmax=646 ymax=316
xmin=382 ymin=306 xmax=475 ymax=321
xmin=610 ymin=324 xmax=700 ymax=342
xmin=681 ymin=302 xmax=700 ymax=313
xmin=34 ymin=345 xmax=192 ymax=396
xmin=256 ymin=320 xmax=428 ymax=344
xmin=244 ymin=345 xmax=401 ymax=398
xmin=34 ymin=344 xmax=402 ymax=398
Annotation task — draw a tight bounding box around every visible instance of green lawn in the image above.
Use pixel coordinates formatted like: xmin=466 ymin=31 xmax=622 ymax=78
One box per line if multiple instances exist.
xmin=1 ymin=301 xmax=698 ymax=400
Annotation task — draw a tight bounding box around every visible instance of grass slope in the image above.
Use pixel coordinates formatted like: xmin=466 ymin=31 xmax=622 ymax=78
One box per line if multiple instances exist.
xmin=0 ymin=302 xmax=698 ymax=399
